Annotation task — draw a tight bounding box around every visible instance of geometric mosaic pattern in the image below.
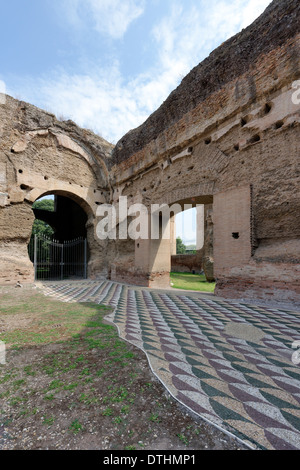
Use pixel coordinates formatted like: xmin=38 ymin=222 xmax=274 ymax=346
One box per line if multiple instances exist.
xmin=41 ymin=280 xmax=300 ymax=450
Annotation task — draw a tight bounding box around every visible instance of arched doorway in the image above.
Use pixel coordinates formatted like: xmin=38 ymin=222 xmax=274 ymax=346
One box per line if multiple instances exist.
xmin=28 ymin=193 xmax=89 ymax=281
xmin=132 ymin=193 xmax=215 ymax=289
xmin=170 ymin=203 xmax=216 ymax=292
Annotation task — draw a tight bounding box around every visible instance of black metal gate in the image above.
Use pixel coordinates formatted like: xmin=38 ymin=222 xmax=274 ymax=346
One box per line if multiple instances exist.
xmin=28 ymin=234 xmax=87 ymax=281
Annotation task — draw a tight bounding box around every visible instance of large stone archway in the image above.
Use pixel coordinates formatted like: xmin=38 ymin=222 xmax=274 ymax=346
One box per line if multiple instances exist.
xmin=0 ymin=98 xmax=113 ymax=284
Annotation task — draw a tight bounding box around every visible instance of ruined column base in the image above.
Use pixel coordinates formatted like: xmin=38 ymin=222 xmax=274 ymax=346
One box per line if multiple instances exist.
xmin=111 ymin=264 xmax=171 ymax=289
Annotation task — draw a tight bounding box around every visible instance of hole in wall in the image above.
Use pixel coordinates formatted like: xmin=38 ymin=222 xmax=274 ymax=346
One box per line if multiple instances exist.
xmin=249 ymin=134 xmax=261 ymax=144
xmin=205 ymin=137 xmax=211 ymax=145
xmin=274 ymin=120 xmax=284 ymax=129
xmin=188 ymin=147 xmax=194 ymax=153
xmin=264 ymin=103 xmax=272 ymax=114
xmin=234 ymin=144 xmax=239 ymax=151
xmin=18 ymin=169 xmax=23 ymax=174
xmin=241 ymin=117 xmax=248 ymax=127
xmin=232 ymin=232 xmax=240 ymax=239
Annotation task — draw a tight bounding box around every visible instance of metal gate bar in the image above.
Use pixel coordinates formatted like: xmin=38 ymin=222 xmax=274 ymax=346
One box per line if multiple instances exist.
xmin=28 ymin=234 xmax=87 ymax=281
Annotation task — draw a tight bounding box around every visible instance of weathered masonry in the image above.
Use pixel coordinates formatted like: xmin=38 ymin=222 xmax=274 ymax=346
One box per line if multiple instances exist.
xmin=0 ymin=0 xmax=299 ymax=303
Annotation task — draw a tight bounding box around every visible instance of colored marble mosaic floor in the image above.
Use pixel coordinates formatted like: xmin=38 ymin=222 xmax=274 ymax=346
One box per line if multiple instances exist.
xmin=41 ymin=280 xmax=300 ymax=450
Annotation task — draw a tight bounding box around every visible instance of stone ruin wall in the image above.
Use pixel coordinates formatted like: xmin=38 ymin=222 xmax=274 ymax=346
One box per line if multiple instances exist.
xmin=0 ymin=97 xmax=114 ymax=284
xmin=0 ymin=0 xmax=299 ymax=304
xmin=109 ymin=0 xmax=300 ymax=302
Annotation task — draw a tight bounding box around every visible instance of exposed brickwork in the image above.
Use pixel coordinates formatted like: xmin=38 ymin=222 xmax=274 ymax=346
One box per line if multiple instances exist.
xmin=0 ymin=0 xmax=299 ymax=304
xmin=214 ymin=185 xmax=252 ymax=276
xmin=171 ymin=252 xmax=203 ymax=274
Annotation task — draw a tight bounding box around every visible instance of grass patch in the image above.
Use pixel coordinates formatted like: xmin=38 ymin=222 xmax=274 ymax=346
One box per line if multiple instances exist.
xmin=170 ymin=272 xmax=215 ymax=292
xmin=0 ymin=285 xmax=245 ymax=451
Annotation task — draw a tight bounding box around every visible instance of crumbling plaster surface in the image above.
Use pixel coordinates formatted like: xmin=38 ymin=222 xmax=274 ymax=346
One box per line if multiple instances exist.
xmin=0 ymin=96 xmax=114 ymax=283
xmin=0 ymin=0 xmax=299 ymax=303
xmin=109 ymin=0 xmax=300 ymax=302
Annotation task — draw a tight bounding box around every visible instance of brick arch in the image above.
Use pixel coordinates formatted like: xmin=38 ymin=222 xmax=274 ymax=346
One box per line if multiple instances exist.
xmin=27 ymin=187 xmax=96 ymax=220
xmin=152 ymin=182 xmax=215 ymax=207
xmin=11 ymin=129 xmax=109 ymax=189
xmin=0 ymin=96 xmax=112 ymax=284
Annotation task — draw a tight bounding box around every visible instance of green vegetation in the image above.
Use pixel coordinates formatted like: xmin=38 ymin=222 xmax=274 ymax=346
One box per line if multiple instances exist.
xmin=28 ymin=198 xmax=55 ymax=265
xmin=176 ymin=237 xmax=186 ymax=254
xmin=0 ymin=287 xmax=237 ymax=451
xmin=177 ymin=433 xmax=189 ymax=446
xmin=170 ymin=272 xmax=215 ymax=293
xmin=69 ymin=419 xmax=84 ymax=434
xmin=31 ymin=198 xmax=55 ymax=239
xmin=176 ymin=237 xmax=197 ymax=254
xmin=185 ymin=244 xmax=196 ymax=253
xmin=0 ymin=290 xmax=174 ymax=449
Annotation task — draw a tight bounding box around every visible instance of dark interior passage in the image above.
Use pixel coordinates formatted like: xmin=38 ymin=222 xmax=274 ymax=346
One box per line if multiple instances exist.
xmin=29 ymin=194 xmax=89 ymax=281
xmin=33 ymin=195 xmax=87 ymax=242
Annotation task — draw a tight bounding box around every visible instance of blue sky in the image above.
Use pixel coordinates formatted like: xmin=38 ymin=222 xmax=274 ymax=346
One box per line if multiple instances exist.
xmin=0 ymin=0 xmax=272 ymax=145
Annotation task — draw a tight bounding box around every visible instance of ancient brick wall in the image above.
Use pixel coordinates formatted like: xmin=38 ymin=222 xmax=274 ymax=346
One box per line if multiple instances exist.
xmin=0 ymin=0 xmax=299 ymax=304
xmin=110 ymin=0 xmax=300 ymax=302
xmin=171 ymin=252 xmax=203 ymax=274
xmin=0 ymin=97 xmax=113 ymax=284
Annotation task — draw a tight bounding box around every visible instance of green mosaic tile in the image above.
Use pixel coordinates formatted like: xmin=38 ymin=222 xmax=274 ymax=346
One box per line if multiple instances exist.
xmin=210 ymin=399 xmax=250 ymax=423
xmin=281 ymin=410 xmax=300 ymax=431
xmin=260 ymin=390 xmax=299 ymax=410
xmin=143 ymin=343 xmax=161 ymax=351
xmin=184 ymin=356 xmax=209 ymax=368
xmin=200 ymin=381 xmax=231 ymax=398
xmin=282 ymin=368 xmax=300 ymax=381
xmin=43 ymin=281 xmax=300 ymax=451
xmin=141 ymin=335 xmax=159 ymax=344
xmin=222 ymin=352 xmax=247 ymax=363
xmin=191 ymin=366 xmax=218 ymax=380
xmin=267 ymin=356 xmax=296 ymax=368
xmin=231 ymin=362 xmax=260 ymax=374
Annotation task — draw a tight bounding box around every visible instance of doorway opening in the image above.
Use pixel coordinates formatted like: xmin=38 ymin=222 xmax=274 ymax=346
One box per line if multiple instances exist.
xmin=169 ymin=198 xmax=215 ymax=292
xmin=28 ymin=193 xmax=89 ymax=281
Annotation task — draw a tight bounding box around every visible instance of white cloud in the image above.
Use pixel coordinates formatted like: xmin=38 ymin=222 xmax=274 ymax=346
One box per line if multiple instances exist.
xmin=152 ymin=0 xmax=272 ymax=79
xmin=62 ymin=0 xmax=145 ymax=39
xmin=31 ymin=66 xmax=151 ymax=143
xmin=11 ymin=0 xmax=272 ymax=144
xmin=239 ymin=0 xmax=272 ymax=27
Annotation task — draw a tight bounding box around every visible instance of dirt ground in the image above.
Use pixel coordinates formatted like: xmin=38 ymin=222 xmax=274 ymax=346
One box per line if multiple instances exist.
xmin=0 ymin=285 xmax=248 ymax=451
